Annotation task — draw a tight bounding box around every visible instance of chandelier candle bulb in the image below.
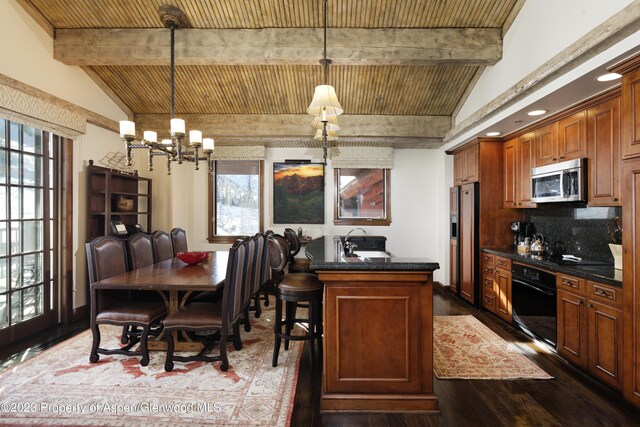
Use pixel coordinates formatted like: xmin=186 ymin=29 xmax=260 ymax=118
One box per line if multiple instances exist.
xmin=170 ymin=118 xmax=186 ymax=137
xmin=203 ymin=138 xmax=214 ymax=152
xmin=189 ymin=130 xmax=202 ymax=146
xmin=311 ymin=115 xmax=339 ymax=131
xmin=143 ymin=131 xmax=157 ymax=144
xmin=322 ymin=109 xmax=327 ymax=122
xmin=119 ymin=120 xmax=135 ymax=140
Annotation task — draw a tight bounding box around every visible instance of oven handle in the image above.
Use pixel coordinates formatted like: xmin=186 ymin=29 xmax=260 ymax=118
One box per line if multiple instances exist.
xmin=512 ymin=278 xmax=555 ymax=296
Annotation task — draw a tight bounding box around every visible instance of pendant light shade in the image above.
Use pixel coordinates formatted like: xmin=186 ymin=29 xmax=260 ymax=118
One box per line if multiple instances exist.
xmin=307 ymin=85 xmax=343 ymax=117
xmin=311 ymin=115 xmax=340 ymax=131
xmin=314 ymin=129 xmax=338 ymax=141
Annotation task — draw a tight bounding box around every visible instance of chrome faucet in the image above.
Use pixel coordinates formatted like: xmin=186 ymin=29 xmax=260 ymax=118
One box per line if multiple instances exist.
xmin=346 ymin=227 xmax=367 ymax=237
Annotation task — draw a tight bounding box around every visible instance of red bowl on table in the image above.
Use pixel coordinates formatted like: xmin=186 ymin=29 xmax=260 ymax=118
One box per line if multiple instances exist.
xmin=176 ymin=251 xmax=209 ymax=265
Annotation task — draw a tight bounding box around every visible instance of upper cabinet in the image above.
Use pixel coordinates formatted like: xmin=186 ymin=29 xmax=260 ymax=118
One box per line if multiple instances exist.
xmin=587 ymin=96 xmax=621 ymax=206
xmin=533 ymin=112 xmax=587 ymax=167
xmin=620 ymin=67 xmax=640 ymax=160
xmin=503 ymin=134 xmax=537 ymax=209
xmin=453 ymin=144 xmax=479 ymax=186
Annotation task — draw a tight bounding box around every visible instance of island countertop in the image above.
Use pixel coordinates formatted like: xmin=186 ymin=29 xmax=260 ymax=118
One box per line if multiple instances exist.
xmin=306 ymin=236 xmax=440 ymax=271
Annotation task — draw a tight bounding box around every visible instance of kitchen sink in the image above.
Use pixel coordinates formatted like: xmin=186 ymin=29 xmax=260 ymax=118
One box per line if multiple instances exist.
xmin=354 ymin=250 xmax=391 ymax=258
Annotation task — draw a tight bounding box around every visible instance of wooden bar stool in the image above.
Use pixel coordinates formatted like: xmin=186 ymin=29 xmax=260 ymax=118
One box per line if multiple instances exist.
xmin=269 ymin=234 xmax=324 ymax=370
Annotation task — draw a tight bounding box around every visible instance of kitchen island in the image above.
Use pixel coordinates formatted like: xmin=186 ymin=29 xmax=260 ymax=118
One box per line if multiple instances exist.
xmin=306 ymin=237 xmax=440 ymax=413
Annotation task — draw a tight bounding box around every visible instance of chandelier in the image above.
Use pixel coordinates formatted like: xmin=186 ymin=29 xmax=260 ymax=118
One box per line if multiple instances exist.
xmin=118 ymin=5 xmax=214 ymax=175
xmin=307 ymin=0 xmax=343 ymax=164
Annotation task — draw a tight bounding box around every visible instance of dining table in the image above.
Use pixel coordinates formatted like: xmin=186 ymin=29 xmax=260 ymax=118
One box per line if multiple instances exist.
xmin=91 ymin=251 xmax=228 ymax=351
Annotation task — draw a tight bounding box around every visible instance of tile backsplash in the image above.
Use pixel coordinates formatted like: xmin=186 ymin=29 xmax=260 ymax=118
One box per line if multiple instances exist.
xmin=524 ymin=206 xmax=622 ymax=263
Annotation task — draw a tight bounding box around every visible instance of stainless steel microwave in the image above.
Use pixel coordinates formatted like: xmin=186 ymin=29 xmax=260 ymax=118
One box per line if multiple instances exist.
xmin=531 ymin=158 xmax=586 ymax=203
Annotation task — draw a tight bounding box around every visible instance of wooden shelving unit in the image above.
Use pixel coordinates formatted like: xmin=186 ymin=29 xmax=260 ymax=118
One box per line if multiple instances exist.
xmin=86 ymin=160 xmax=152 ymax=241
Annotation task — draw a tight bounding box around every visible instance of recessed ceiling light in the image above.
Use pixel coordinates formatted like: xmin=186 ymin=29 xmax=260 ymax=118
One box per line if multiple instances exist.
xmin=596 ymin=72 xmax=622 ymax=82
xmin=486 ymin=131 xmax=501 ymax=137
xmin=528 ymin=109 xmax=547 ymax=116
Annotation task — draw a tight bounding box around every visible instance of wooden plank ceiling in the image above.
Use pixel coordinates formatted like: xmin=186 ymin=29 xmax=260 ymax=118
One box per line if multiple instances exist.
xmin=23 ymin=0 xmax=522 ymax=148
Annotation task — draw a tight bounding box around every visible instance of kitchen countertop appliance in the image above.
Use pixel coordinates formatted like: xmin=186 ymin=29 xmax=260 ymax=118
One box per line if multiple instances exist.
xmin=511 ymin=221 xmax=533 ymax=248
xmin=512 ymin=263 xmax=557 ymax=346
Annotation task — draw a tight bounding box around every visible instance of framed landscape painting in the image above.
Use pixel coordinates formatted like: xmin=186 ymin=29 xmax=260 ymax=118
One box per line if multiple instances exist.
xmin=273 ymin=162 xmax=325 ymax=224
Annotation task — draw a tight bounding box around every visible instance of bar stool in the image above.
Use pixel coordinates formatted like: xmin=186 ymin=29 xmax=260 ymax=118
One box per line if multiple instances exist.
xmin=284 ymin=228 xmax=314 ymax=274
xmin=269 ymin=235 xmax=324 ymax=370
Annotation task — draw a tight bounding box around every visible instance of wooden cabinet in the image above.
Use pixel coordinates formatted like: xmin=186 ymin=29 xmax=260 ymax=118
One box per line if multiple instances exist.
xmin=533 ymin=113 xmax=587 ymax=167
xmin=319 ymin=270 xmax=438 ymax=412
xmin=557 ymin=273 xmax=623 ymax=390
xmin=587 ymin=96 xmax=621 ymax=206
xmin=481 ymin=252 xmax=511 ymax=323
xmin=459 ymin=183 xmax=476 ymax=305
xmin=449 ymin=240 xmax=458 ymax=293
xmin=503 ymin=134 xmax=536 ymax=208
xmin=87 ymin=160 xmax=152 ymax=241
xmin=620 ymin=67 xmax=640 ymax=160
xmin=623 ymin=156 xmax=640 ymax=405
xmin=533 ymin=122 xmax=559 ymax=167
xmin=453 ymin=144 xmax=479 ymax=186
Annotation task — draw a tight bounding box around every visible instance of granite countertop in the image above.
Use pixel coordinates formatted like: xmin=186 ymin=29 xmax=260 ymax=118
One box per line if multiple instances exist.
xmin=307 ymin=236 xmax=440 ymax=271
xmin=483 ymin=248 xmax=622 ymax=287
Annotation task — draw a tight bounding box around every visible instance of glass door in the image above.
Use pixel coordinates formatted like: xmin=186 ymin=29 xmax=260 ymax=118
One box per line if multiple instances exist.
xmin=0 ymin=120 xmax=58 ymax=345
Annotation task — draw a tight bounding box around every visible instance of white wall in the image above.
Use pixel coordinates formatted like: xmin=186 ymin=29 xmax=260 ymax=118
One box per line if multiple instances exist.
xmin=456 ymin=0 xmax=633 ymax=124
xmin=0 ymin=0 xmax=131 ymax=309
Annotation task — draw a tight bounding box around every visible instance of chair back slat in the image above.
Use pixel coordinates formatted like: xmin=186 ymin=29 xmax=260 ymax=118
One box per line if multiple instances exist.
xmin=170 ymin=228 xmax=188 ymax=255
xmin=86 ymin=236 xmax=128 ymax=283
xmin=283 ymin=228 xmax=301 ymax=257
xmin=221 ymin=240 xmax=247 ymax=326
xmin=127 ymin=233 xmax=154 ymax=270
xmin=151 ymin=230 xmax=174 ymax=262
xmin=255 ymin=234 xmax=269 ymax=290
xmin=242 ymin=236 xmax=257 ymax=305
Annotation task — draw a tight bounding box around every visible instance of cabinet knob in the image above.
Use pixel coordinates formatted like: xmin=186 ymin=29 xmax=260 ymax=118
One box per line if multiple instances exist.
xmin=579 ymin=299 xmax=584 ymax=305
xmin=586 ymin=303 xmax=592 ymax=308
xmin=560 ymin=156 xmax=565 ymax=159
xmin=612 ymin=198 xmax=618 ymax=202
xmin=552 ymin=158 xmax=557 ymax=161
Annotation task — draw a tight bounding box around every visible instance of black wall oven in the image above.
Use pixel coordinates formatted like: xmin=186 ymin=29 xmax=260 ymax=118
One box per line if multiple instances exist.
xmin=511 ymin=263 xmax=557 ymax=346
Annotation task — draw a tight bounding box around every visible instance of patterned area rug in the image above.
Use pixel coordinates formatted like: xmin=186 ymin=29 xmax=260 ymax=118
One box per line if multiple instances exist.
xmin=0 ymin=306 xmax=302 ymax=426
xmin=433 ymin=315 xmax=552 ymax=380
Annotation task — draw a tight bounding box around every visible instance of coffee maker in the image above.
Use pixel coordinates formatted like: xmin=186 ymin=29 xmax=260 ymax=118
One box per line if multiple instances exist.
xmin=511 ymin=221 xmax=534 ymax=247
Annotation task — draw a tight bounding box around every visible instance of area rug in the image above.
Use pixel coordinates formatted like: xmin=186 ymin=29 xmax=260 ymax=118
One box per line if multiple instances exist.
xmin=433 ymin=315 xmax=552 ymax=380
xmin=0 ymin=306 xmax=302 ymax=426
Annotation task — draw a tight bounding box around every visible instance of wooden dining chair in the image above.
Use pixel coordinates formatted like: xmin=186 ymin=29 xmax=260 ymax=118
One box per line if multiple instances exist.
xmin=163 ymin=239 xmax=248 ymax=372
xmin=242 ymin=234 xmax=269 ymax=331
xmin=86 ymin=236 xmax=166 ymax=366
xmin=127 ymin=233 xmax=154 ymax=270
xmin=170 ymin=227 xmax=188 ymax=255
xmin=151 ymin=230 xmax=174 ymax=262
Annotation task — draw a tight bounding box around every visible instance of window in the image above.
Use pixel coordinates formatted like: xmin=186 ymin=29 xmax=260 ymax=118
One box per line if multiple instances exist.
xmin=334 ymin=168 xmax=391 ymax=226
xmin=208 ymin=160 xmax=263 ymax=243
xmin=0 ymin=119 xmax=59 ymax=341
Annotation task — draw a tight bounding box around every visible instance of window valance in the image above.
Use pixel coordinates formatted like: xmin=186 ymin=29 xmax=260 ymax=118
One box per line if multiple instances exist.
xmin=0 ymin=84 xmax=84 ymax=138
xmin=330 ymin=146 xmax=393 ymax=169
xmin=212 ymin=145 xmax=265 ymax=160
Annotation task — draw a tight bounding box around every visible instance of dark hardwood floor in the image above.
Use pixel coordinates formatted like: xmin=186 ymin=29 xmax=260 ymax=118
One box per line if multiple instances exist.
xmin=290 ymin=286 xmax=640 ymax=427
xmin=1 ymin=287 xmax=640 ymax=426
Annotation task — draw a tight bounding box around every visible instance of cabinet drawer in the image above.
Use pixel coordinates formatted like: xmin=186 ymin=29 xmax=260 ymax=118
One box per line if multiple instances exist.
xmin=482 ymin=253 xmax=495 ymax=265
xmin=482 ymin=292 xmax=496 ymax=312
xmin=588 ymin=281 xmax=621 ymax=308
xmin=483 ymin=265 xmax=495 ymax=275
xmin=483 ymin=275 xmax=494 ymax=290
xmin=496 ymin=256 xmax=511 ymax=269
xmin=557 ymin=274 xmax=586 ymax=295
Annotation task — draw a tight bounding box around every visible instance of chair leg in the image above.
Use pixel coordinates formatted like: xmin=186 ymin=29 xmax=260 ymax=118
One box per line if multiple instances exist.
xmin=219 ymin=329 xmax=229 ymax=372
xmin=263 ymin=288 xmax=270 ymax=307
xmin=243 ymin=306 xmax=252 ymax=332
xmin=89 ymin=324 xmax=101 ymax=363
xmin=254 ymin=293 xmax=262 ymax=318
xmin=308 ymin=300 xmax=316 ymax=370
xmin=273 ymin=297 xmax=282 ymax=367
xmin=164 ymin=330 xmax=175 ymax=372
xmin=139 ymin=325 xmax=151 ymax=367
xmin=121 ymin=325 xmax=129 ymax=344
xmin=284 ymin=301 xmax=296 ymax=351
xmin=232 ymin=322 xmax=243 ymax=350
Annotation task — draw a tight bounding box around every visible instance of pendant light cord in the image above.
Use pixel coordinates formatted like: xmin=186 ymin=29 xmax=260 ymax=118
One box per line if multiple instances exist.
xmin=323 ymin=0 xmax=328 ymax=84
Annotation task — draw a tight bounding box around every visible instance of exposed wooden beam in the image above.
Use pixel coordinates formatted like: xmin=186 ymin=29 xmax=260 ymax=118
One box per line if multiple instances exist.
xmin=14 ymin=0 xmax=54 ymax=38
xmin=54 ymin=28 xmax=502 ymax=66
xmin=133 ymin=114 xmax=451 ymax=140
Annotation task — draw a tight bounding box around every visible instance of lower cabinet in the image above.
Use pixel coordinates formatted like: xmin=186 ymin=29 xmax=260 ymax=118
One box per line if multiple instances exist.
xmin=557 ymin=274 xmax=623 ymax=390
xmin=481 ymin=252 xmax=511 ymax=323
